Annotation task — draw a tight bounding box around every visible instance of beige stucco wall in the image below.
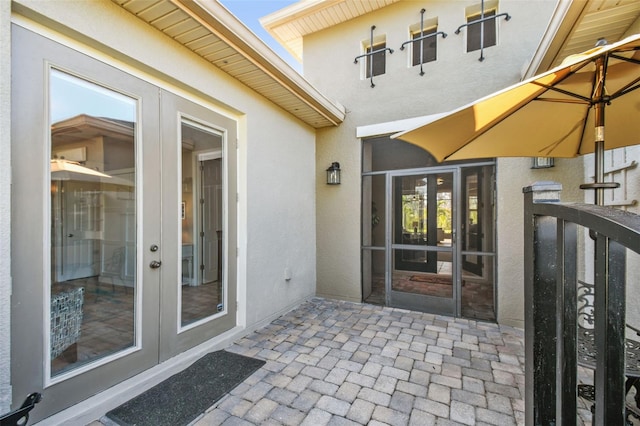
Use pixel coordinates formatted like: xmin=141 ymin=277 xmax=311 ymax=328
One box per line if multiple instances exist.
xmin=6 ymin=0 xmax=318 ymax=419
xmin=0 ymin=0 xmax=11 ymax=414
xmin=305 ymin=0 xmax=560 ymax=323
xmin=582 ymin=146 xmax=640 ymax=330
xmin=496 ymin=157 xmax=583 ymax=327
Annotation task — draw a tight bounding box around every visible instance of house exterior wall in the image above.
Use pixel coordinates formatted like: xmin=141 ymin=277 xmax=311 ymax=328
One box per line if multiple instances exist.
xmin=304 ymin=0 xmax=583 ymax=326
xmin=495 ymin=157 xmax=583 ymax=326
xmin=0 ymin=0 xmax=12 ymax=415
xmin=582 ymin=146 xmax=640 ymax=328
xmin=3 ymin=0 xmax=317 ymax=421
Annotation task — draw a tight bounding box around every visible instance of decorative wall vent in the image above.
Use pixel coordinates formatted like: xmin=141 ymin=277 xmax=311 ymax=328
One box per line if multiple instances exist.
xmin=354 ymin=26 xmax=394 ymax=88
xmin=400 ymin=9 xmax=447 ymax=76
xmin=455 ymin=0 xmax=510 ymax=61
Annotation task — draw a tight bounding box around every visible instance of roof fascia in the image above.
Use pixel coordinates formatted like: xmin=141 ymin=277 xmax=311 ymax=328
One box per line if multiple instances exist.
xmin=176 ymin=0 xmax=345 ymax=126
xmin=522 ymin=0 xmax=589 ymax=79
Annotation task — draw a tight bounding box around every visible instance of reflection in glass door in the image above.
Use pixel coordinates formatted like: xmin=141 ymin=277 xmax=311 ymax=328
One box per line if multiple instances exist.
xmin=180 ymin=121 xmax=224 ymax=327
xmin=390 ymin=172 xmax=455 ymax=314
xmin=49 ymin=69 xmax=138 ymax=377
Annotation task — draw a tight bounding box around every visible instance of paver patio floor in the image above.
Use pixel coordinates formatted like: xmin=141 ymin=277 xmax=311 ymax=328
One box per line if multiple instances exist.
xmin=192 ymin=298 xmax=529 ymax=426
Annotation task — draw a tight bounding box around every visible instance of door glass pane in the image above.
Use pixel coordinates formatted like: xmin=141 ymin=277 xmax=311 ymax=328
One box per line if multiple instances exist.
xmin=362 ymin=174 xmax=385 ymax=248
xmin=461 ymin=165 xmax=495 ymax=321
xmin=392 ymin=249 xmax=453 ymax=298
xmin=363 ymin=248 xmax=385 ymax=305
xmin=392 ymin=173 xmax=454 ymax=298
xmin=180 ymin=121 xmax=224 ymax=327
xmin=394 ymin=173 xmax=453 ymax=252
xmin=461 ymin=254 xmax=495 ymax=321
xmin=50 ymin=69 xmax=137 ymax=376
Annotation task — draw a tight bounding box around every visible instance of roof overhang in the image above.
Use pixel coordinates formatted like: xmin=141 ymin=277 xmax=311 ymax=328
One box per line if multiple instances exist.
xmin=261 ymin=0 xmax=401 ymax=62
xmin=112 ymin=0 xmax=345 ymax=129
xmin=523 ymin=0 xmax=640 ymax=78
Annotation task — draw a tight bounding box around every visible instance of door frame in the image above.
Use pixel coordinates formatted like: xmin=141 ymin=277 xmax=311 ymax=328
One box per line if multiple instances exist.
xmin=386 ymin=167 xmax=460 ymax=315
xmin=366 ymin=160 xmax=496 ymax=317
xmin=159 ymin=94 xmax=238 ymax=361
xmin=11 ymin=25 xmax=162 ymax=418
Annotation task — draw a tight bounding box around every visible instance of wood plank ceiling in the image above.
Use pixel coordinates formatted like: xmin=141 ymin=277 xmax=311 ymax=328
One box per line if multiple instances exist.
xmin=112 ymin=0 xmax=345 ymax=129
xmin=261 ymin=0 xmax=400 ymax=62
xmin=542 ymin=0 xmax=640 ymax=71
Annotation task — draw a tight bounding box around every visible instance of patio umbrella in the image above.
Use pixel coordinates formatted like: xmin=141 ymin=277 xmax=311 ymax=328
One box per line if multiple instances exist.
xmin=51 ymin=158 xmax=111 ymax=178
xmin=50 ymin=159 xmax=133 ymax=186
xmin=393 ymin=33 xmax=640 ymax=205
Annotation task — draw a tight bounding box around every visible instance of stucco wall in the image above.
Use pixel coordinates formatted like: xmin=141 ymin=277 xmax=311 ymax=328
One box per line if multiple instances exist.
xmin=496 ymin=157 xmax=583 ymax=327
xmin=582 ymin=146 xmax=640 ymax=329
xmin=244 ymin=110 xmax=318 ymax=324
xmin=7 ymin=2 xmax=317 ymax=415
xmin=0 ymin=0 xmax=12 ymax=414
xmin=305 ymin=0 xmax=559 ymax=316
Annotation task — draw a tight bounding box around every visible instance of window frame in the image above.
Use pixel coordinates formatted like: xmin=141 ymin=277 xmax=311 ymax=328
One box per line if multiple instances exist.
xmin=410 ymin=26 xmax=438 ymax=67
xmin=365 ymin=41 xmax=388 ymax=79
xmin=466 ymin=9 xmax=497 ymax=53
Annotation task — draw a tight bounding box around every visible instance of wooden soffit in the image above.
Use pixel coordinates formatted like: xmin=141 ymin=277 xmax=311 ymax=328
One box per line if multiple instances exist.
xmin=113 ymin=0 xmax=345 ymax=128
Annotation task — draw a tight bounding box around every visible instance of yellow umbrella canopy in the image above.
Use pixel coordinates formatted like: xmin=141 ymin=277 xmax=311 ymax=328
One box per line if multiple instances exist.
xmin=393 ymin=34 xmax=640 ymax=163
xmin=50 ymin=158 xmax=111 ymax=178
xmin=50 ymin=159 xmax=133 ymax=187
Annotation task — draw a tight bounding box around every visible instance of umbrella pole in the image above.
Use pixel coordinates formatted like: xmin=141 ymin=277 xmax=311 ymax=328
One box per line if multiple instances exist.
xmin=594 ymin=107 xmax=605 ymax=206
xmin=580 ymin=54 xmax=619 ymax=205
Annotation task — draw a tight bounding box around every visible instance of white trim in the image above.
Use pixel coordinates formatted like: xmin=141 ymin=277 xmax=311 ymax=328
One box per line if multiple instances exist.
xmin=356 ymin=113 xmax=449 ymax=139
xmin=521 ymin=0 xmax=574 ymax=79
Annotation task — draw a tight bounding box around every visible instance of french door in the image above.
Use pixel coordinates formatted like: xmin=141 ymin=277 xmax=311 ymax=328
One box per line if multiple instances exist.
xmin=11 ymin=25 xmax=236 ymax=420
xmin=388 ymin=169 xmax=457 ymax=315
xmin=362 ymin=162 xmax=495 ymax=320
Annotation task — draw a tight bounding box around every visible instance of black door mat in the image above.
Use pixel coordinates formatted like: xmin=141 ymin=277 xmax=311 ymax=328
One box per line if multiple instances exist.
xmin=104 ymin=350 xmax=265 ymax=426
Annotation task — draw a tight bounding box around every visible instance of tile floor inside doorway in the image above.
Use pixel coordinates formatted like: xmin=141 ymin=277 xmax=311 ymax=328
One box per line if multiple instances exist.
xmin=364 ymin=262 xmax=495 ymax=322
xmin=51 ymin=277 xmax=221 ymax=375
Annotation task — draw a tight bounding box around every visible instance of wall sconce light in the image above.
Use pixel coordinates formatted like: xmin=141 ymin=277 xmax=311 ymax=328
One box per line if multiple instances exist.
xmin=326 ymin=162 xmax=341 ymax=185
xmin=531 ymin=157 xmax=554 ymax=169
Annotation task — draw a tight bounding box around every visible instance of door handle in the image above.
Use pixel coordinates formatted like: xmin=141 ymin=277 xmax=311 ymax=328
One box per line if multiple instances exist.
xmin=149 ymin=260 xmax=162 ymax=269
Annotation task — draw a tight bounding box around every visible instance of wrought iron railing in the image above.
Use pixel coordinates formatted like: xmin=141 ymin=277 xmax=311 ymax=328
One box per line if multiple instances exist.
xmin=523 ymin=181 xmax=640 ymax=425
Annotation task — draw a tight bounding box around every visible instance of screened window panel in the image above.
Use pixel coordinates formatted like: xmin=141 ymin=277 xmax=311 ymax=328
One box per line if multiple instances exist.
xmin=366 ymin=43 xmax=387 ymax=78
xmin=411 ymin=28 xmax=438 ymax=66
xmin=467 ymin=10 xmax=497 ymax=52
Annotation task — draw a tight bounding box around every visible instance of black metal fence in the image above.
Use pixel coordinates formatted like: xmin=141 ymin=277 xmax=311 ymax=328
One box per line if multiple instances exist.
xmin=523 ymin=182 xmax=640 ymax=425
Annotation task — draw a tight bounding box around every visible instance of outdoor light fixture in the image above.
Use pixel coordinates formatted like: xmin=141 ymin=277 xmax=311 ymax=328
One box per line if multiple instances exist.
xmin=326 ymin=162 xmax=341 ymax=185
xmin=531 ymin=157 xmax=554 ymax=169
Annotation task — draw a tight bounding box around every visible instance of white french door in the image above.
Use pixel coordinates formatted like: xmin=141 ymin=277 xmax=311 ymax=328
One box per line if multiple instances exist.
xmin=11 ymin=24 xmax=236 ymax=421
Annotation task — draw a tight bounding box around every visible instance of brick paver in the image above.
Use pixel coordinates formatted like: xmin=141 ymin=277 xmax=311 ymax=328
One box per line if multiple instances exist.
xmin=194 ymin=298 xmax=529 ymax=425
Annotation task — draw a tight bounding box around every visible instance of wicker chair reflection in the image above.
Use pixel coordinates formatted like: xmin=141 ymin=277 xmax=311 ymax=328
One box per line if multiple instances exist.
xmin=50 ymin=287 xmax=84 ymax=362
